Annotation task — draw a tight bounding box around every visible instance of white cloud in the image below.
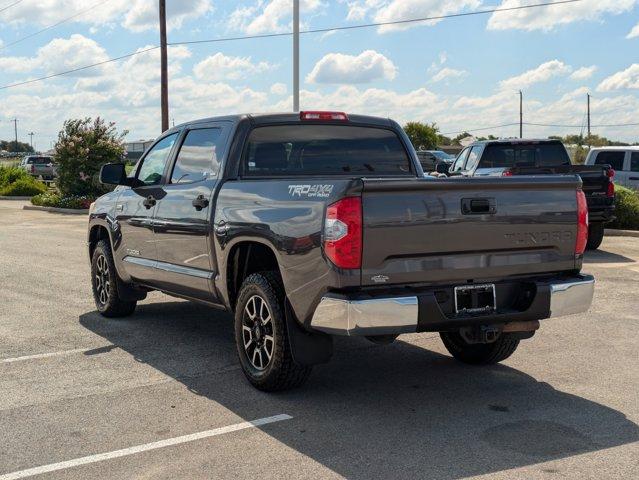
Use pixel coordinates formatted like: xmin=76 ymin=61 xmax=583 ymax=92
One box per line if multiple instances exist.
xmin=597 ymin=64 xmax=639 ymax=91
xmin=345 ymin=0 xmax=481 ymax=33
xmin=193 ymin=53 xmax=274 ymax=81
xmin=499 ymin=60 xmax=571 ymax=90
xmin=488 ymin=0 xmax=638 ymax=32
xmin=0 ymin=34 xmax=109 ymax=75
xmin=229 ymin=0 xmax=324 ymax=34
xmin=0 ymin=0 xmax=211 ymax=33
xmin=306 ymin=50 xmax=397 ymax=84
xmin=270 ymin=82 xmax=288 ymax=95
xmin=431 ymin=67 xmax=467 ymax=83
xmin=569 ymin=66 xmax=597 ymax=81
xmin=627 ymin=22 xmax=639 ymax=38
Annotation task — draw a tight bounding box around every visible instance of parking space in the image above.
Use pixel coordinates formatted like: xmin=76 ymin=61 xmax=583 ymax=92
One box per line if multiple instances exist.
xmin=1 ymin=199 xmax=638 ymax=480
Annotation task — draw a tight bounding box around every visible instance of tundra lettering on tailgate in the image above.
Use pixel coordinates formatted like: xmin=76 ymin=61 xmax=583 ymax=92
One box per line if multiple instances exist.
xmin=504 ymin=231 xmax=573 ymax=245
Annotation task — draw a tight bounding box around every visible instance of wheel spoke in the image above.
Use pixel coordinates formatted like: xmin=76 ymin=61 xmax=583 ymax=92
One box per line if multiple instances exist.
xmin=242 ymin=325 xmax=253 ymax=348
xmin=252 ymin=348 xmax=261 ymax=368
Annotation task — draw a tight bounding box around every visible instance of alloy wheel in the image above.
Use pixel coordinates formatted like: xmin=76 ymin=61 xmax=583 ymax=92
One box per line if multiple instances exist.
xmin=242 ymin=295 xmax=275 ymax=370
xmin=94 ymin=254 xmax=110 ymax=306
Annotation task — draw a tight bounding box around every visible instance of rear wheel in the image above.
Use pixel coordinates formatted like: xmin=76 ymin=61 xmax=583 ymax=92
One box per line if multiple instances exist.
xmin=586 ymin=223 xmax=604 ymax=250
xmin=91 ymin=240 xmax=137 ymax=317
xmin=440 ymin=331 xmax=519 ymax=365
xmin=234 ymin=272 xmax=311 ymax=391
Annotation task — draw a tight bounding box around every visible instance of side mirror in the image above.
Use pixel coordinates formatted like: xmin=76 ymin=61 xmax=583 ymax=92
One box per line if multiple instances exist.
xmin=99 ymin=163 xmax=128 ymax=185
xmin=435 ymin=162 xmax=450 ymax=175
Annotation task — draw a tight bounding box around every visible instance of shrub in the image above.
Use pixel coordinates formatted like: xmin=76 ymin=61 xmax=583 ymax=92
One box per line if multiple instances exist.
xmin=609 ymin=186 xmax=639 ymax=231
xmin=0 ymin=164 xmax=30 ymax=187
xmin=54 ymin=117 xmax=127 ymax=197
xmin=31 ymin=192 xmax=93 ymax=209
xmin=0 ymin=176 xmax=47 ymax=196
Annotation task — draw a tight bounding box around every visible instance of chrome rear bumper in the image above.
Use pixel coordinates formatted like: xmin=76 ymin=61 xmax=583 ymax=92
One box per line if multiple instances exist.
xmin=310 ymin=275 xmax=595 ymax=336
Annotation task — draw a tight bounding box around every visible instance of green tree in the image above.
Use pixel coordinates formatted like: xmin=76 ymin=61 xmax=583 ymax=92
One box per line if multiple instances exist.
xmin=403 ymin=122 xmax=439 ymax=150
xmin=0 ymin=140 xmax=34 ymax=153
xmin=54 ymin=117 xmax=127 ymax=197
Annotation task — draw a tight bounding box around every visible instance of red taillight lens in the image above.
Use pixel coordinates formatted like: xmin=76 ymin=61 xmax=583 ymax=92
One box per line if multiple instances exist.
xmin=607 ymin=181 xmax=615 ymax=197
xmin=575 ymin=190 xmax=588 ymax=256
xmin=606 ymin=168 xmax=615 ymax=178
xmin=300 ymin=111 xmax=348 ymax=121
xmin=30 ymin=165 xmax=35 ymax=173
xmin=324 ymin=197 xmax=362 ymax=269
xmin=501 ymin=169 xmax=513 ymax=177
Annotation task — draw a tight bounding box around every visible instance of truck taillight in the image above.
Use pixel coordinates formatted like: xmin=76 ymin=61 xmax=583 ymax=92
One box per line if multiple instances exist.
xmin=300 ymin=111 xmax=348 ymax=121
xmin=607 ymin=181 xmax=615 ymax=197
xmin=324 ymin=197 xmax=362 ymax=269
xmin=607 ymin=168 xmax=615 ymax=178
xmin=30 ymin=165 xmax=35 ymax=173
xmin=575 ymin=190 xmax=588 ymax=256
xmin=501 ymin=169 xmax=513 ymax=177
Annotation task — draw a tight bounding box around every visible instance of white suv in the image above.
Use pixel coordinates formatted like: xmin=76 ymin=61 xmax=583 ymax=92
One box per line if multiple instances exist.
xmin=585 ymin=146 xmax=639 ymax=189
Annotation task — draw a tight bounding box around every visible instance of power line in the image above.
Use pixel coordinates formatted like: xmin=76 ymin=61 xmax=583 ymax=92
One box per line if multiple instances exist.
xmin=169 ymin=0 xmax=582 ymax=46
xmin=0 ymin=0 xmax=112 ymax=51
xmin=441 ymin=123 xmax=520 ymax=136
xmin=524 ymin=121 xmax=639 ymax=128
xmin=0 ymin=0 xmax=24 ymax=14
xmin=0 ymin=46 xmax=159 ymax=91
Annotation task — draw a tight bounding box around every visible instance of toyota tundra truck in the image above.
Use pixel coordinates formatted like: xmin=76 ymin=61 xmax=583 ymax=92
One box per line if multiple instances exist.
xmin=88 ymin=112 xmax=594 ymax=391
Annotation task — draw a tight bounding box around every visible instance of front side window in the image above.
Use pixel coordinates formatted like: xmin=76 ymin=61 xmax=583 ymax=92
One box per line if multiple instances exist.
xmin=594 ymin=151 xmax=625 ymax=171
xmin=451 ymin=148 xmax=470 ymax=172
xmin=244 ymin=125 xmax=411 ymax=176
xmin=137 ymin=133 xmax=177 ymax=186
xmin=171 ymin=128 xmax=223 ymax=184
xmin=465 ymin=146 xmax=483 ymax=171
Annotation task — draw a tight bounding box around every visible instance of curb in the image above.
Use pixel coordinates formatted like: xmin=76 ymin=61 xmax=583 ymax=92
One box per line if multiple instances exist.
xmin=605 ymin=229 xmax=639 ymax=238
xmin=0 ymin=196 xmax=31 ymax=200
xmin=23 ymin=205 xmax=89 ymax=215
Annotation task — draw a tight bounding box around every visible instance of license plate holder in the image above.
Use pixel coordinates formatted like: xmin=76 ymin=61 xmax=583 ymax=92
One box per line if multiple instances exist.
xmin=454 ymin=284 xmax=496 ymax=315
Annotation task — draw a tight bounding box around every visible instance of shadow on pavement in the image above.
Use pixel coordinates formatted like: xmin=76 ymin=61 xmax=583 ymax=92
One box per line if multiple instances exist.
xmin=583 ymin=249 xmax=635 ymax=264
xmin=80 ymin=301 xmax=639 ymax=480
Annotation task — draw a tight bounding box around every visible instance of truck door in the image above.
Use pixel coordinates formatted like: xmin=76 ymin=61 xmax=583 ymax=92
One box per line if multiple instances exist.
xmin=115 ymin=132 xmax=179 ymax=283
xmin=152 ymin=123 xmax=230 ymax=303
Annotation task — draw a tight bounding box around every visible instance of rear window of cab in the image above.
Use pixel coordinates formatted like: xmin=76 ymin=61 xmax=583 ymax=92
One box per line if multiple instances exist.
xmin=243 ymin=125 xmax=413 ymax=176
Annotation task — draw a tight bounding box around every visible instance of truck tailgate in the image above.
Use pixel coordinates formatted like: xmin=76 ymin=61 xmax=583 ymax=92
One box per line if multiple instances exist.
xmin=361 ymin=176 xmax=580 ymax=286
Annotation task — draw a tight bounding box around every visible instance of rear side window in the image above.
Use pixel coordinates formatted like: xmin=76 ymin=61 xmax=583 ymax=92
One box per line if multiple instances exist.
xmin=594 ymin=151 xmax=625 ymax=171
xmin=171 ymin=128 xmax=223 ymax=184
xmin=631 ymin=152 xmax=639 ymax=172
xmin=465 ymin=146 xmax=483 ymax=171
xmin=481 ymin=143 xmax=570 ymax=168
xmin=244 ymin=125 xmax=412 ymax=176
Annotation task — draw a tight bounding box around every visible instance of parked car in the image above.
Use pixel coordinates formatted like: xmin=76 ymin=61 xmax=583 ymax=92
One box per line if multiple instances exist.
xmin=20 ymin=155 xmax=56 ymax=180
xmin=445 ymin=139 xmax=615 ymax=250
xmin=585 ymin=146 xmax=639 ymax=190
xmin=89 ymin=112 xmax=594 ymax=391
xmin=416 ymin=149 xmax=454 ymax=172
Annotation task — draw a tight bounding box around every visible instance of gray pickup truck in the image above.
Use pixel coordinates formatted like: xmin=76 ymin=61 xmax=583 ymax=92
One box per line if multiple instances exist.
xmin=88 ymin=112 xmax=594 ymax=391
xmin=20 ymin=155 xmax=56 ymax=180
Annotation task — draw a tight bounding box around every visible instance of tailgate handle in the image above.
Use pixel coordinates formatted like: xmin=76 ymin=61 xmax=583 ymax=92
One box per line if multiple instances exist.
xmin=462 ymin=198 xmax=495 ymax=215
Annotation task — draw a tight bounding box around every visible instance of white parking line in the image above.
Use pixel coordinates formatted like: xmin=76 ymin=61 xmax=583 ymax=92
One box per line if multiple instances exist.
xmin=1 ymin=347 xmax=113 ymax=364
xmin=0 ymin=414 xmax=292 ymax=480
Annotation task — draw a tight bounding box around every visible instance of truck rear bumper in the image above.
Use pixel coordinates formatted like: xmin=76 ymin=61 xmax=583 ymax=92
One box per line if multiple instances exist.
xmin=310 ymin=275 xmax=594 ymax=336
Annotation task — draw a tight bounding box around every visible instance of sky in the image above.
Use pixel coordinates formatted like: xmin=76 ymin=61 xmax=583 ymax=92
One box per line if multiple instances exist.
xmin=1 ymin=0 xmax=638 ymax=150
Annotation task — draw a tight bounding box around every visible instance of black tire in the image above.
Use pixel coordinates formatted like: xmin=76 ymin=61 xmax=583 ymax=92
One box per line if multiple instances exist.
xmin=586 ymin=223 xmax=604 ymax=250
xmin=91 ymin=239 xmax=137 ymax=317
xmin=440 ymin=331 xmax=520 ymax=365
xmin=234 ymin=272 xmax=311 ymax=391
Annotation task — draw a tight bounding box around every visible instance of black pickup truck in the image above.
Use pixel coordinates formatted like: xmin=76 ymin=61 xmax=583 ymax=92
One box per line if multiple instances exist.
xmin=89 ymin=112 xmax=594 ymax=391
xmin=444 ymin=139 xmax=615 ymax=249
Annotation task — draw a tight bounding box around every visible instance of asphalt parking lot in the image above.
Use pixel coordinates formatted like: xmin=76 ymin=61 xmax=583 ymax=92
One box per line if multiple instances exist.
xmin=1 ymin=199 xmax=638 ymax=480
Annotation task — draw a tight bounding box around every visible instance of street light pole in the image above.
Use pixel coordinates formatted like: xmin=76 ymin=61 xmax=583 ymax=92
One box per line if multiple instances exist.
xmin=293 ymin=0 xmax=300 ymax=112
xmin=159 ymin=0 xmax=169 ymax=132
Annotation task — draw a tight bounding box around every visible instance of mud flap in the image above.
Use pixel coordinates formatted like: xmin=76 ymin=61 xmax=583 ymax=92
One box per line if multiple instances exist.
xmin=285 ymin=300 xmax=333 ymax=366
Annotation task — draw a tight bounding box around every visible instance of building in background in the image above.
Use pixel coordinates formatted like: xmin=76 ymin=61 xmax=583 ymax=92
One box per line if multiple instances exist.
xmin=125 ymin=139 xmax=154 ymax=162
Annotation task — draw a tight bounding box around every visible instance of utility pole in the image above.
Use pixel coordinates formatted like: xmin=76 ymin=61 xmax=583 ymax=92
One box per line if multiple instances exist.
xmin=587 ymin=93 xmax=591 ymax=139
xmin=28 ymin=132 xmax=34 ymax=149
xmin=12 ymin=118 xmax=18 ymax=151
xmin=518 ymin=90 xmax=523 ymax=139
xmin=293 ymin=0 xmax=300 ymax=112
xmin=159 ymin=0 xmax=169 ymax=132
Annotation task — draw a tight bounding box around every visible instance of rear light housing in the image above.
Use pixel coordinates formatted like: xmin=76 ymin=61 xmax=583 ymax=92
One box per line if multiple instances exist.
xmin=607 ymin=180 xmax=615 ymax=198
xmin=501 ymin=169 xmax=513 ymax=177
xmin=324 ymin=197 xmax=362 ymax=269
xmin=606 ymin=168 xmax=615 ymax=178
xmin=575 ymin=190 xmax=588 ymax=256
xmin=300 ymin=111 xmax=348 ymax=121
xmin=30 ymin=165 xmax=35 ymax=173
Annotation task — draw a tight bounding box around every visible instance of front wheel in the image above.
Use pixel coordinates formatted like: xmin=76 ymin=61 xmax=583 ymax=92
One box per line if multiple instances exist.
xmin=91 ymin=240 xmax=137 ymax=317
xmin=440 ymin=331 xmax=520 ymax=365
xmin=234 ymin=272 xmax=311 ymax=391
xmin=586 ymin=223 xmax=604 ymax=250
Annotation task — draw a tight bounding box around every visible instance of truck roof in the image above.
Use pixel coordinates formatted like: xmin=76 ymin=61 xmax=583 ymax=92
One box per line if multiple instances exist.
xmin=173 ymin=112 xmax=395 ymax=129
xmin=470 ymin=138 xmax=564 ymax=147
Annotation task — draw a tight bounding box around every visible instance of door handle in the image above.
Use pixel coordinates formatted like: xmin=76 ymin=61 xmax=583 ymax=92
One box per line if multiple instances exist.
xmin=192 ymin=194 xmax=209 ymax=211
xmin=630 ymin=177 xmax=639 ymax=180
xmin=143 ymin=196 xmax=156 ymax=209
